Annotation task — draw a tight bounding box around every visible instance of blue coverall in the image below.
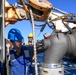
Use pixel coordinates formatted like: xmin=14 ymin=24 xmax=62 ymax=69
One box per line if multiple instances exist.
xmin=9 ymin=45 xmax=34 ymax=75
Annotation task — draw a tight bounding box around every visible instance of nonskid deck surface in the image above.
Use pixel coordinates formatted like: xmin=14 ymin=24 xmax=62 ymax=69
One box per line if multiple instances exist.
xmin=37 ymin=54 xmax=76 ymax=75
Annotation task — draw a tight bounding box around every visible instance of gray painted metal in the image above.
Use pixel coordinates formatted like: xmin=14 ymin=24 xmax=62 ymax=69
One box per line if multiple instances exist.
xmin=41 ymin=30 xmax=76 ymax=68
xmin=0 ymin=0 xmax=5 ymax=75
xmin=0 ymin=0 xmax=5 ymax=62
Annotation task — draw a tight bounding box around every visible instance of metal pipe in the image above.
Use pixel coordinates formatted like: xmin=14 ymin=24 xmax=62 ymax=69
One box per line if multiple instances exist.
xmin=40 ymin=29 xmax=76 ymax=75
xmin=40 ymin=32 xmax=68 ymax=75
xmin=53 ymin=7 xmax=70 ymax=15
xmin=42 ymin=33 xmax=68 ymax=64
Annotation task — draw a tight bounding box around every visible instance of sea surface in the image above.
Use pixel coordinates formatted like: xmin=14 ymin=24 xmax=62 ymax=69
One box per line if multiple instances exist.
xmin=37 ymin=53 xmax=76 ymax=75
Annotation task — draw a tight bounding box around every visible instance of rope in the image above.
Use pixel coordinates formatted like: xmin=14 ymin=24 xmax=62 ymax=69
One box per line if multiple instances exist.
xmin=6 ymin=44 xmax=10 ymax=75
xmin=48 ymin=7 xmax=76 ymax=22
xmin=53 ymin=7 xmax=70 ymax=15
xmin=29 ymin=7 xmax=38 ymax=75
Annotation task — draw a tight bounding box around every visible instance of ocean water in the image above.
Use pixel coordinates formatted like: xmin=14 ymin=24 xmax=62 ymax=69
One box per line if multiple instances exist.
xmin=37 ymin=53 xmax=76 ymax=75
xmin=0 ymin=53 xmax=75 ymax=75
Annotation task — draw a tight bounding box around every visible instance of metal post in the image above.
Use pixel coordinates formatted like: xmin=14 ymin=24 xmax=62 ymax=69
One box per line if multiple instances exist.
xmin=0 ymin=0 xmax=5 ymax=75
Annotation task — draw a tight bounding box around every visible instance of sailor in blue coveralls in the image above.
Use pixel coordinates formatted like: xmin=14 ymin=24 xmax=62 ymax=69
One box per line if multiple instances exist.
xmin=8 ymin=28 xmax=35 ymax=75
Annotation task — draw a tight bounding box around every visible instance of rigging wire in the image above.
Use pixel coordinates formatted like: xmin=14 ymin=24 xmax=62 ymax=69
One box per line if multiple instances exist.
xmin=29 ymin=7 xmax=38 ymax=75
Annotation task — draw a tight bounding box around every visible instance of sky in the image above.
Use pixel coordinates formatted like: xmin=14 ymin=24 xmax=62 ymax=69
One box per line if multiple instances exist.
xmin=5 ymin=0 xmax=76 ymax=42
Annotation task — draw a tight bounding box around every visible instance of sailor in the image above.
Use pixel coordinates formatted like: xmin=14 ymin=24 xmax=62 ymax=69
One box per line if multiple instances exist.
xmin=8 ymin=28 xmax=46 ymax=75
xmin=25 ymin=32 xmax=33 ymax=45
xmin=7 ymin=28 xmax=33 ymax=75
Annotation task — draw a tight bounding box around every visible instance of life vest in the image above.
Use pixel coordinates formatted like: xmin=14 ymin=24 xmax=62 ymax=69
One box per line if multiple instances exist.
xmin=25 ymin=42 xmax=34 ymax=45
xmin=9 ymin=45 xmax=34 ymax=75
